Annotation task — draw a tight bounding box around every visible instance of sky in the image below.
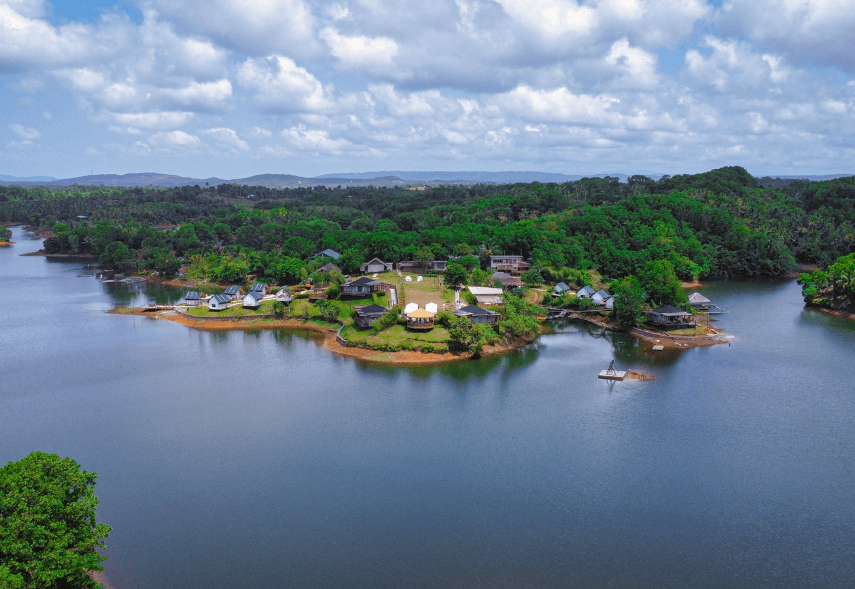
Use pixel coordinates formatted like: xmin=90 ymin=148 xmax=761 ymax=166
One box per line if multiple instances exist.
xmin=2 ymin=0 xmax=854 ymax=179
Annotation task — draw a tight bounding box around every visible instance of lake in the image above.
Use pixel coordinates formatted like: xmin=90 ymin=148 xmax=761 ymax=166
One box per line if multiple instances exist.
xmin=2 ymin=225 xmax=854 ymax=589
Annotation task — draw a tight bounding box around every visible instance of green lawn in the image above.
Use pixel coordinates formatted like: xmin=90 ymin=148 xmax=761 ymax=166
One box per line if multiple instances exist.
xmin=184 ymin=300 xmax=276 ymax=317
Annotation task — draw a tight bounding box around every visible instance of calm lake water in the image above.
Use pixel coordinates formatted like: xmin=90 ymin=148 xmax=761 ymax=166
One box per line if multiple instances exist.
xmin=2 ymin=225 xmax=854 ymax=589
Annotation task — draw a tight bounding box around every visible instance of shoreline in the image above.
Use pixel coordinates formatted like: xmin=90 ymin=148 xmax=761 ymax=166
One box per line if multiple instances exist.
xmin=111 ymin=308 xmax=517 ymax=365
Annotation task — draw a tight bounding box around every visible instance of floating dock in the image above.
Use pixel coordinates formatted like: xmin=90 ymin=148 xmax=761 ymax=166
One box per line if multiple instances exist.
xmin=598 ymin=370 xmax=626 ymax=381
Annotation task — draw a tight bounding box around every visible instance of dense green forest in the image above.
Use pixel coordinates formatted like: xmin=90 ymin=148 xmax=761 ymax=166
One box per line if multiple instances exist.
xmin=2 ymin=167 xmax=854 ymax=295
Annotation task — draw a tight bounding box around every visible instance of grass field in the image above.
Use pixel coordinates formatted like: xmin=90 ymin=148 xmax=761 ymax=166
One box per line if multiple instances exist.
xmin=184 ymin=301 xmax=276 ymax=317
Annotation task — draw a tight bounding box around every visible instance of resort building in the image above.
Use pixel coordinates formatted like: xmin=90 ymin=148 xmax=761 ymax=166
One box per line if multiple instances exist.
xmin=466 ymin=286 xmax=504 ymax=306
xmin=453 ymin=305 xmax=501 ymax=325
xmin=184 ymin=291 xmax=202 ymax=306
xmin=489 ymin=255 xmax=532 ymax=275
xmin=406 ymin=308 xmax=435 ymax=330
xmin=341 ymin=276 xmax=391 ymax=297
xmin=353 ymin=304 xmax=389 ymax=329
xmin=646 ymin=305 xmax=694 ymax=329
xmin=242 ymin=290 xmax=263 ymax=309
xmin=360 ymin=257 xmax=394 ymax=273
xmin=208 ymin=294 xmax=232 ymax=311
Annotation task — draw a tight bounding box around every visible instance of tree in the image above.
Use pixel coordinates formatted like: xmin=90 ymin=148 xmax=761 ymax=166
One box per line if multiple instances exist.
xmin=612 ymin=275 xmax=647 ymax=329
xmin=316 ymin=299 xmax=340 ymax=322
xmin=99 ymin=241 xmax=136 ymax=273
xmin=444 ymin=262 xmax=468 ymax=287
xmin=0 ymin=452 xmax=111 ymax=589
xmin=0 ymin=226 xmax=12 ymax=242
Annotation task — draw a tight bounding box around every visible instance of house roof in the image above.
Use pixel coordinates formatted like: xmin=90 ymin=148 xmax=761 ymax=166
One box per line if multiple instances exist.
xmin=314 ymin=249 xmax=341 ymax=260
xmin=467 ymin=286 xmax=503 ymax=295
xmin=355 ymin=304 xmax=388 ymax=314
xmin=363 ymin=257 xmax=387 ymax=265
xmin=649 ymin=305 xmax=690 ymax=316
xmin=250 ymin=282 xmax=266 ymax=291
xmin=688 ymin=292 xmax=711 ymax=304
xmin=407 ymin=309 xmax=435 ymax=318
xmin=344 ymin=276 xmax=378 ymax=287
xmin=456 ymin=305 xmax=498 ymax=316
xmin=594 ymin=289 xmax=611 ymax=298
xmin=577 ymin=285 xmax=596 ymax=296
xmin=553 ymin=282 xmax=570 ymax=292
xmin=320 ymin=262 xmax=341 ymax=273
xmin=473 ymin=295 xmax=504 ymax=305
xmin=490 ymin=254 xmax=524 ymax=259
xmin=244 ymin=291 xmax=263 ymax=301
xmin=210 ymin=294 xmax=231 ymax=304
xmin=224 ymin=286 xmax=241 ymax=295
xmin=185 ymin=291 xmax=201 ymax=300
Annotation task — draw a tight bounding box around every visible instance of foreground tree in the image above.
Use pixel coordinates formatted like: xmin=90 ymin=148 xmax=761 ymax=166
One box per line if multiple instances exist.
xmin=0 ymin=452 xmax=111 ymax=589
xmin=0 ymin=226 xmax=13 ymax=242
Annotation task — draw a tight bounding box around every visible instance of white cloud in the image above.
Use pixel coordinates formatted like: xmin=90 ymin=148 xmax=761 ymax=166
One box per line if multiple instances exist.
xmin=9 ymin=124 xmax=40 ymax=140
xmin=0 ymin=1 xmax=129 ymax=70
xmin=201 ymin=127 xmax=250 ymax=153
xmin=716 ymin=0 xmax=855 ymax=71
xmin=109 ymin=112 xmax=195 ymax=130
xmin=685 ymin=37 xmax=793 ymax=93
xmin=149 ymin=130 xmax=201 ymax=148
xmin=499 ymin=85 xmax=620 ymax=126
xmin=146 ymin=0 xmax=320 ymax=57
xmin=320 ymin=27 xmax=399 ymax=73
xmin=237 ymin=55 xmax=334 ymax=113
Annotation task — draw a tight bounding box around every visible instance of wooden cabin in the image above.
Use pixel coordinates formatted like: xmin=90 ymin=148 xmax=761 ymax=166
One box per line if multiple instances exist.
xmin=360 ymin=257 xmax=394 ymax=273
xmin=208 ymin=294 xmax=232 ymax=311
xmin=406 ymin=308 xmax=435 ymax=330
xmin=492 ymin=271 xmax=525 ymax=287
xmin=489 ymin=255 xmax=532 ymax=275
xmin=242 ymin=290 xmax=264 ymax=309
xmin=341 ymin=276 xmax=391 ymax=297
xmin=223 ymin=286 xmax=242 ymax=301
xmin=552 ymin=282 xmax=571 ymax=297
xmin=646 ymin=305 xmax=694 ymax=329
xmin=576 ymin=285 xmax=596 ymax=299
xmin=353 ymin=304 xmax=389 ymax=329
xmin=453 ymin=304 xmax=501 ymax=325
xmin=592 ymin=289 xmax=612 ymax=306
xmin=184 ymin=291 xmax=202 ymax=306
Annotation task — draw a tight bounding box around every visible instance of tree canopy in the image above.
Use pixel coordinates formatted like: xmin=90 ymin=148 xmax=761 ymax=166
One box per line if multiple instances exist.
xmin=0 ymin=452 xmax=111 ymax=589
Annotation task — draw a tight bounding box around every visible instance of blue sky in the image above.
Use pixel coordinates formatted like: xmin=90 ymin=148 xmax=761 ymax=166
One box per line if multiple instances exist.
xmin=2 ymin=0 xmax=854 ymax=179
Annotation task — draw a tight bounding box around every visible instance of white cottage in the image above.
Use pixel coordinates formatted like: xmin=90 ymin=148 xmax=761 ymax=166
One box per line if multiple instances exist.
xmin=576 ymin=285 xmax=596 ymax=299
xmin=360 ymin=257 xmax=394 ymax=273
xmin=592 ymin=289 xmax=612 ymax=306
xmin=208 ymin=294 xmax=232 ymax=311
xmin=242 ymin=290 xmax=264 ymax=309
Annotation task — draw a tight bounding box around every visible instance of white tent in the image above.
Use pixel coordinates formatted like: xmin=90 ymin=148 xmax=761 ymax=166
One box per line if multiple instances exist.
xmin=425 ymin=302 xmax=438 ymax=314
xmin=417 ymin=276 xmax=423 ymax=282
xmin=404 ymin=303 xmax=418 ymax=315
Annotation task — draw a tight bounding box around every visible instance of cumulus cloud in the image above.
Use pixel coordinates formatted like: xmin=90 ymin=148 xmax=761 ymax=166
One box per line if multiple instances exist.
xmin=716 ymin=0 xmax=855 ymax=72
xmin=237 ymin=55 xmax=334 ymax=113
xmin=685 ymin=37 xmax=793 ymax=93
xmin=320 ymin=27 xmax=399 ymax=75
xmin=146 ymin=0 xmax=320 ymax=57
xmin=0 ymin=0 xmax=130 ymax=71
xmin=149 ymin=130 xmax=201 ymax=149
xmin=201 ymin=127 xmax=250 ymax=153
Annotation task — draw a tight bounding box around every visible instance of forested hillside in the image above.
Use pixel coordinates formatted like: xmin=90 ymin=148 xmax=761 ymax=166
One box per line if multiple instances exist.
xmin=2 ymin=167 xmax=853 ymax=288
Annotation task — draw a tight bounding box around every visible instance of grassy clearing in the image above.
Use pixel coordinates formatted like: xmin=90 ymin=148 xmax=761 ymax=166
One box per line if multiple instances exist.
xmin=668 ymin=326 xmax=709 ymax=336
xmin=184 ymin=300 xmax=276 ymax=317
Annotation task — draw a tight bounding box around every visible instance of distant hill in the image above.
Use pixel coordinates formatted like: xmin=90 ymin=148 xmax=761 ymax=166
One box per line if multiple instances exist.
xmin=315 ymin=170 xmax=635 ymax=183
xmin=2 ymin=170 xmax=850 ymax=189
xmin=0 ymin=174 xmax=58 ymax=182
